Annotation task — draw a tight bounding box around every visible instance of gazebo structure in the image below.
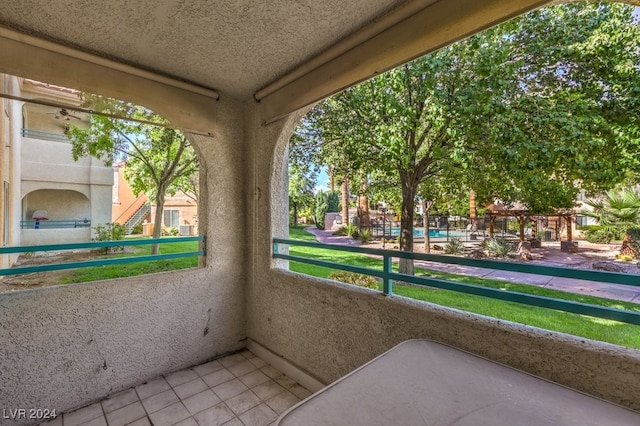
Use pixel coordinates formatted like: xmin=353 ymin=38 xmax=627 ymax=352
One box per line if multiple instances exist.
xmin=488 ymin=208 xmax=577 ymax=252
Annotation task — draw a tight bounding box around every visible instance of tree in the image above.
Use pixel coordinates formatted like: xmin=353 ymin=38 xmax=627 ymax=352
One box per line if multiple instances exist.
xmin=68 ymin=98 xmax=198 ymax=254
xmin=582 ymin=186 xmax=640 ymax=235
xmin=300 ymin=2 xmax=640 ymax=274
xmin=288 ymin=163 xmax=316 ymax=226
xmin=313 ymin=190 xmax=339 ymax=230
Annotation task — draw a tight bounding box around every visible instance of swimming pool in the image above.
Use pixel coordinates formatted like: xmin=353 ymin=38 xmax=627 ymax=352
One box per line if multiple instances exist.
xmin=385 ymin=227 xmax=467 ymax=238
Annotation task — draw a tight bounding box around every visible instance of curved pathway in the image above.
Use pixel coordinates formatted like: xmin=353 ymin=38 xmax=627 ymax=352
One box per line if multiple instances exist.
xmin=302 ymin=227 xmax=640 ymax=304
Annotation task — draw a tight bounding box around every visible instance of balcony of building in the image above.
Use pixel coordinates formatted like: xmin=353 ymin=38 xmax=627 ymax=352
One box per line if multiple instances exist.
xmin=1 ymin=1 xmax=640 ymax=425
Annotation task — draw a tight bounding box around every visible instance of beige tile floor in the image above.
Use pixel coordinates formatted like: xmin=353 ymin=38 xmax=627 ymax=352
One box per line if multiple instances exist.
xmin=39 ymin=350 xmax=312 ymax=426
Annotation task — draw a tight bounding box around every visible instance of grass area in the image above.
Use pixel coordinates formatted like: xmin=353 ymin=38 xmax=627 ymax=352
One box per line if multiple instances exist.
xmin=59 ymin=238 xmax=199 ymax=284
xmin=287 ymin=226 xmax=640 ymax=349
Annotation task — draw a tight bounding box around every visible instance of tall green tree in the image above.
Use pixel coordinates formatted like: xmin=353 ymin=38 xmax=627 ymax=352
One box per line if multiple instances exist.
xmin=300 ymin=2 xmax=640 ymax=274
xmin=288 ymin=163 xmax=316 ymax=225
xmin=68 ymin=99 xmax=198 ymax=254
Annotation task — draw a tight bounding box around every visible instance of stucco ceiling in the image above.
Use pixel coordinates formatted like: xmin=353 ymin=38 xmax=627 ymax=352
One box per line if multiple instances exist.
xmin=0 ymin=0 xmax=411 ymax=100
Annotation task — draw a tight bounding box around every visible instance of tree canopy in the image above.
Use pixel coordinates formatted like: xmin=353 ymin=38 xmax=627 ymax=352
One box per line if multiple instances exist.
xmin=291 ymin=2 xmax=640 ymax=273
xmin=67 ymin=96 xmax=198 ymax=253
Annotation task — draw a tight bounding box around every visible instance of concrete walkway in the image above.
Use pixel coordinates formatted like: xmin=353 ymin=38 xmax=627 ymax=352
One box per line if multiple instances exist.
xmin=303 ymin=227 xmax=640 ymax=304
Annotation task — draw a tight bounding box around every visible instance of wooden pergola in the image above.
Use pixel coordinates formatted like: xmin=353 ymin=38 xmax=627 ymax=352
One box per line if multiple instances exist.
xmin=488 ymin=209 xmax=575 ymax=242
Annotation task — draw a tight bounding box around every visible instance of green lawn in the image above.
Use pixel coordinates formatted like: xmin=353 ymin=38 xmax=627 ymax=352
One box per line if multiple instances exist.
xmin=60 ymin=238 xmax=199 ymax=284
xmin=287 ymin=226 xmax=640 ymax=349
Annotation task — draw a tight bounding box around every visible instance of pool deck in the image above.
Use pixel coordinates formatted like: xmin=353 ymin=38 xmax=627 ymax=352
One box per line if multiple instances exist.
xmin=303 ymin=227 xmax=640 ymax=304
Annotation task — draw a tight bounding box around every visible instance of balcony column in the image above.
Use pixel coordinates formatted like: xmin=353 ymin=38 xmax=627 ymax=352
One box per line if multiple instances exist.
xmin=8 ymin=76 xmax=22 ymax=248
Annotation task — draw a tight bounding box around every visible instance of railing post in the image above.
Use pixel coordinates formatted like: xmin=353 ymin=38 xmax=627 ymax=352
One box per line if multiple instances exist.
xmin=383 ymin=253 xmax=393 ymax=295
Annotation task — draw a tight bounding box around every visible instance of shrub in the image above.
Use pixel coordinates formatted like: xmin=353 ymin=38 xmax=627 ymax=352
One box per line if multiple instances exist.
xmin=583 ymin=226 xmax=619 ymax=244
xmin=327 ymin=191 xmax=340 ymax=212
xmin=131 ymin=223 xmax=143 ymax=235
xmin=328 ymin=271 xmax=379 ymax=289
xmin=616 ymin=254 xmax=634 ymax=262
xmin=345 ymin=223 xmax=359 ymax=238
xmin=161 ymin=227 xmax=180 ymax=236
xmin=333 ymin=226 xmax=348 ymax=236
xmin=483 ymin=237 xmax=514 ymax=258
xmin=359 ymin=228 xmax=372 ymax=244
xmin=92 ymin=222 xmax=126 ymax=254
xmin=444 ymin=237 xmax=465 ymax=255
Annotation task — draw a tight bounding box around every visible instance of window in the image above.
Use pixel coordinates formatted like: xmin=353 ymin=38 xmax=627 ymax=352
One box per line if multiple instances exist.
xmin=163 ymin=209 xmax=179 ymax=228
xmin=574 ymin=215 xmax=589 ymax=227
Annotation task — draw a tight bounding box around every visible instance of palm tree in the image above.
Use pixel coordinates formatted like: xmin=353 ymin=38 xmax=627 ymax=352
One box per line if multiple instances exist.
xmin=582 ymin=187 xmax=640 ymax=255
xmin=582 ymin=187 xmax=640 ymax=234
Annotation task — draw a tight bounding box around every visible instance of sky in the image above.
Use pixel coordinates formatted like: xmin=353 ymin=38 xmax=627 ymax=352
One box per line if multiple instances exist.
xmin=314 ymin=168 xmax=329 ymax=194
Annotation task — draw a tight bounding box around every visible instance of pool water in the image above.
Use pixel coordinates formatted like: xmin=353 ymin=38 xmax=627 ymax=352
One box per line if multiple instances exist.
xmin=386 ymin=228 xmax=467 ymax=238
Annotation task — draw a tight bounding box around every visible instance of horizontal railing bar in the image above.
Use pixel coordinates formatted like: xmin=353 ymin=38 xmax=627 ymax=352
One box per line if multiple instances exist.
xmin=389 ymin=271 xmax=640 ymax=325
xmin=274 ymin=238 xmax=639 ymax=286
xmin=275 ymin=248 xmax=640 ymax=326
xmin=0 ymin=250 xmax=204 ymax=276
xmin=0 ymin=236 xmax=204 ymax=254
xmin=275 ymin=252 xmax=385 ymax=278
xmin=21 ymin=128 xmax=70 ymax=142
xmin=20 ymin=220 xmax=90 ymax=223
xmin=20 ymin=220 xmax=92 ymax=229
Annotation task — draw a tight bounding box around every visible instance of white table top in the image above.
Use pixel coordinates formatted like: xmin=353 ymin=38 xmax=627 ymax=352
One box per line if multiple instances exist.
xmin=277 ymin=339 xmax=640 ymax=425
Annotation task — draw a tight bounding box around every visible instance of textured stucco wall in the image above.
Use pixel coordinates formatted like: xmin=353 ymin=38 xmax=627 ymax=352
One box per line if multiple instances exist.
xmin=245 ymin=102 xmax=640 ymax=412
xmin=0 ymin=267 xmax=246 ymax=420
xmin=20 ymin=228 xmax=91 ymax=245
xmin=20 ymin=138 xmax=112 ymax=188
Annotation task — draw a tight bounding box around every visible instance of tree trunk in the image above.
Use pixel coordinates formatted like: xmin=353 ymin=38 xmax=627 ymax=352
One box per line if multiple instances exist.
xmin=329 ymin=166 xmax=335 ymax=193
xmin=152 ymin=192 xmax=166 ymax=255
xmin=358 ymin=178 xmax=370 ymax=228
xmin=399 ymin=177 xmax=417 ymax=275
xmin=469 ymin=190 xmax=477 ymax=221
xmin=292 ymin=203 xmax=298 ymax=227
xmin=423 ymin=199 xmax=431 ymax=254
xmin=341 ymin=176 xmax=349 ymax=226
xmin=518 ymin=214 xmax=525 ymax=242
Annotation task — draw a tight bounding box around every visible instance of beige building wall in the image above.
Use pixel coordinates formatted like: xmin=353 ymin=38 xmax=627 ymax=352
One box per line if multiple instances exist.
xmin=150 ymin=191 xmax=198 ymax=235
xmin=112 ymin=164 xmax=197 ymax=235
xmin=112 ymin=163 xmax=149 ymax=226
xmin=17 ymin=77 xmax=113 ymax=244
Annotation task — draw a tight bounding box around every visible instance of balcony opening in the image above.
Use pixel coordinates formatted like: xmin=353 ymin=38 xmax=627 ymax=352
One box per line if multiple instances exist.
xmin=0 ymin=74 xmax=204 ymax=291
xmin=279 ymin=1 xmax=640 ymax=350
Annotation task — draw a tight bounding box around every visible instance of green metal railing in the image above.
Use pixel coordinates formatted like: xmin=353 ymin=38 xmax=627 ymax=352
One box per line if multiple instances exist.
xmin=0 ymin=236 xmax=204 ymax=276
xmin=273 ymin=238 xmax=640 ymax=325
xmin=20 ymin=219 xmax=91 ymax=229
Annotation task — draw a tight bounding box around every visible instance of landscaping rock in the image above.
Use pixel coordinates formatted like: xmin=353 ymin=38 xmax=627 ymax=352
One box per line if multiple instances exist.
xmin=516 ymin=241 xmax=533 ymax=261
xmin=468 ymin=248 xmax=485 ymax=259
xmin=560 ymin=241 xmax=579 ymax=253
xmin=528 ymin=238 xmax=542 ymax=249
xmin=432 ymin=244 xmax=444 ymax=251
xmin=592 ymin=261 xmax=625 ymax=273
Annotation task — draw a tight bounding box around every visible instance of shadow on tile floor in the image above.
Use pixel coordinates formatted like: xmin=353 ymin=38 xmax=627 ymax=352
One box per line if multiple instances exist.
xmin=39 ymin=350 xmax=312 ymax=426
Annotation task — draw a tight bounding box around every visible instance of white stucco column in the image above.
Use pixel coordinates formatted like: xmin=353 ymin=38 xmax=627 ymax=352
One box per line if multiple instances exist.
xmin=7 ymin=76 xmax=22 ymax=248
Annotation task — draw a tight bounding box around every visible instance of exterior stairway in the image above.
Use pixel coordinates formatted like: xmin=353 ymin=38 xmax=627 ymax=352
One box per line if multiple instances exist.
xmin=123 ymin=202 xmax=151 ymax=234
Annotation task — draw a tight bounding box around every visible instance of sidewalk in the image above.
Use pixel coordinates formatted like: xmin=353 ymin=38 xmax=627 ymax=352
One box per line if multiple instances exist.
xmin=303 ymin=227 xmax=640 ymax=303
